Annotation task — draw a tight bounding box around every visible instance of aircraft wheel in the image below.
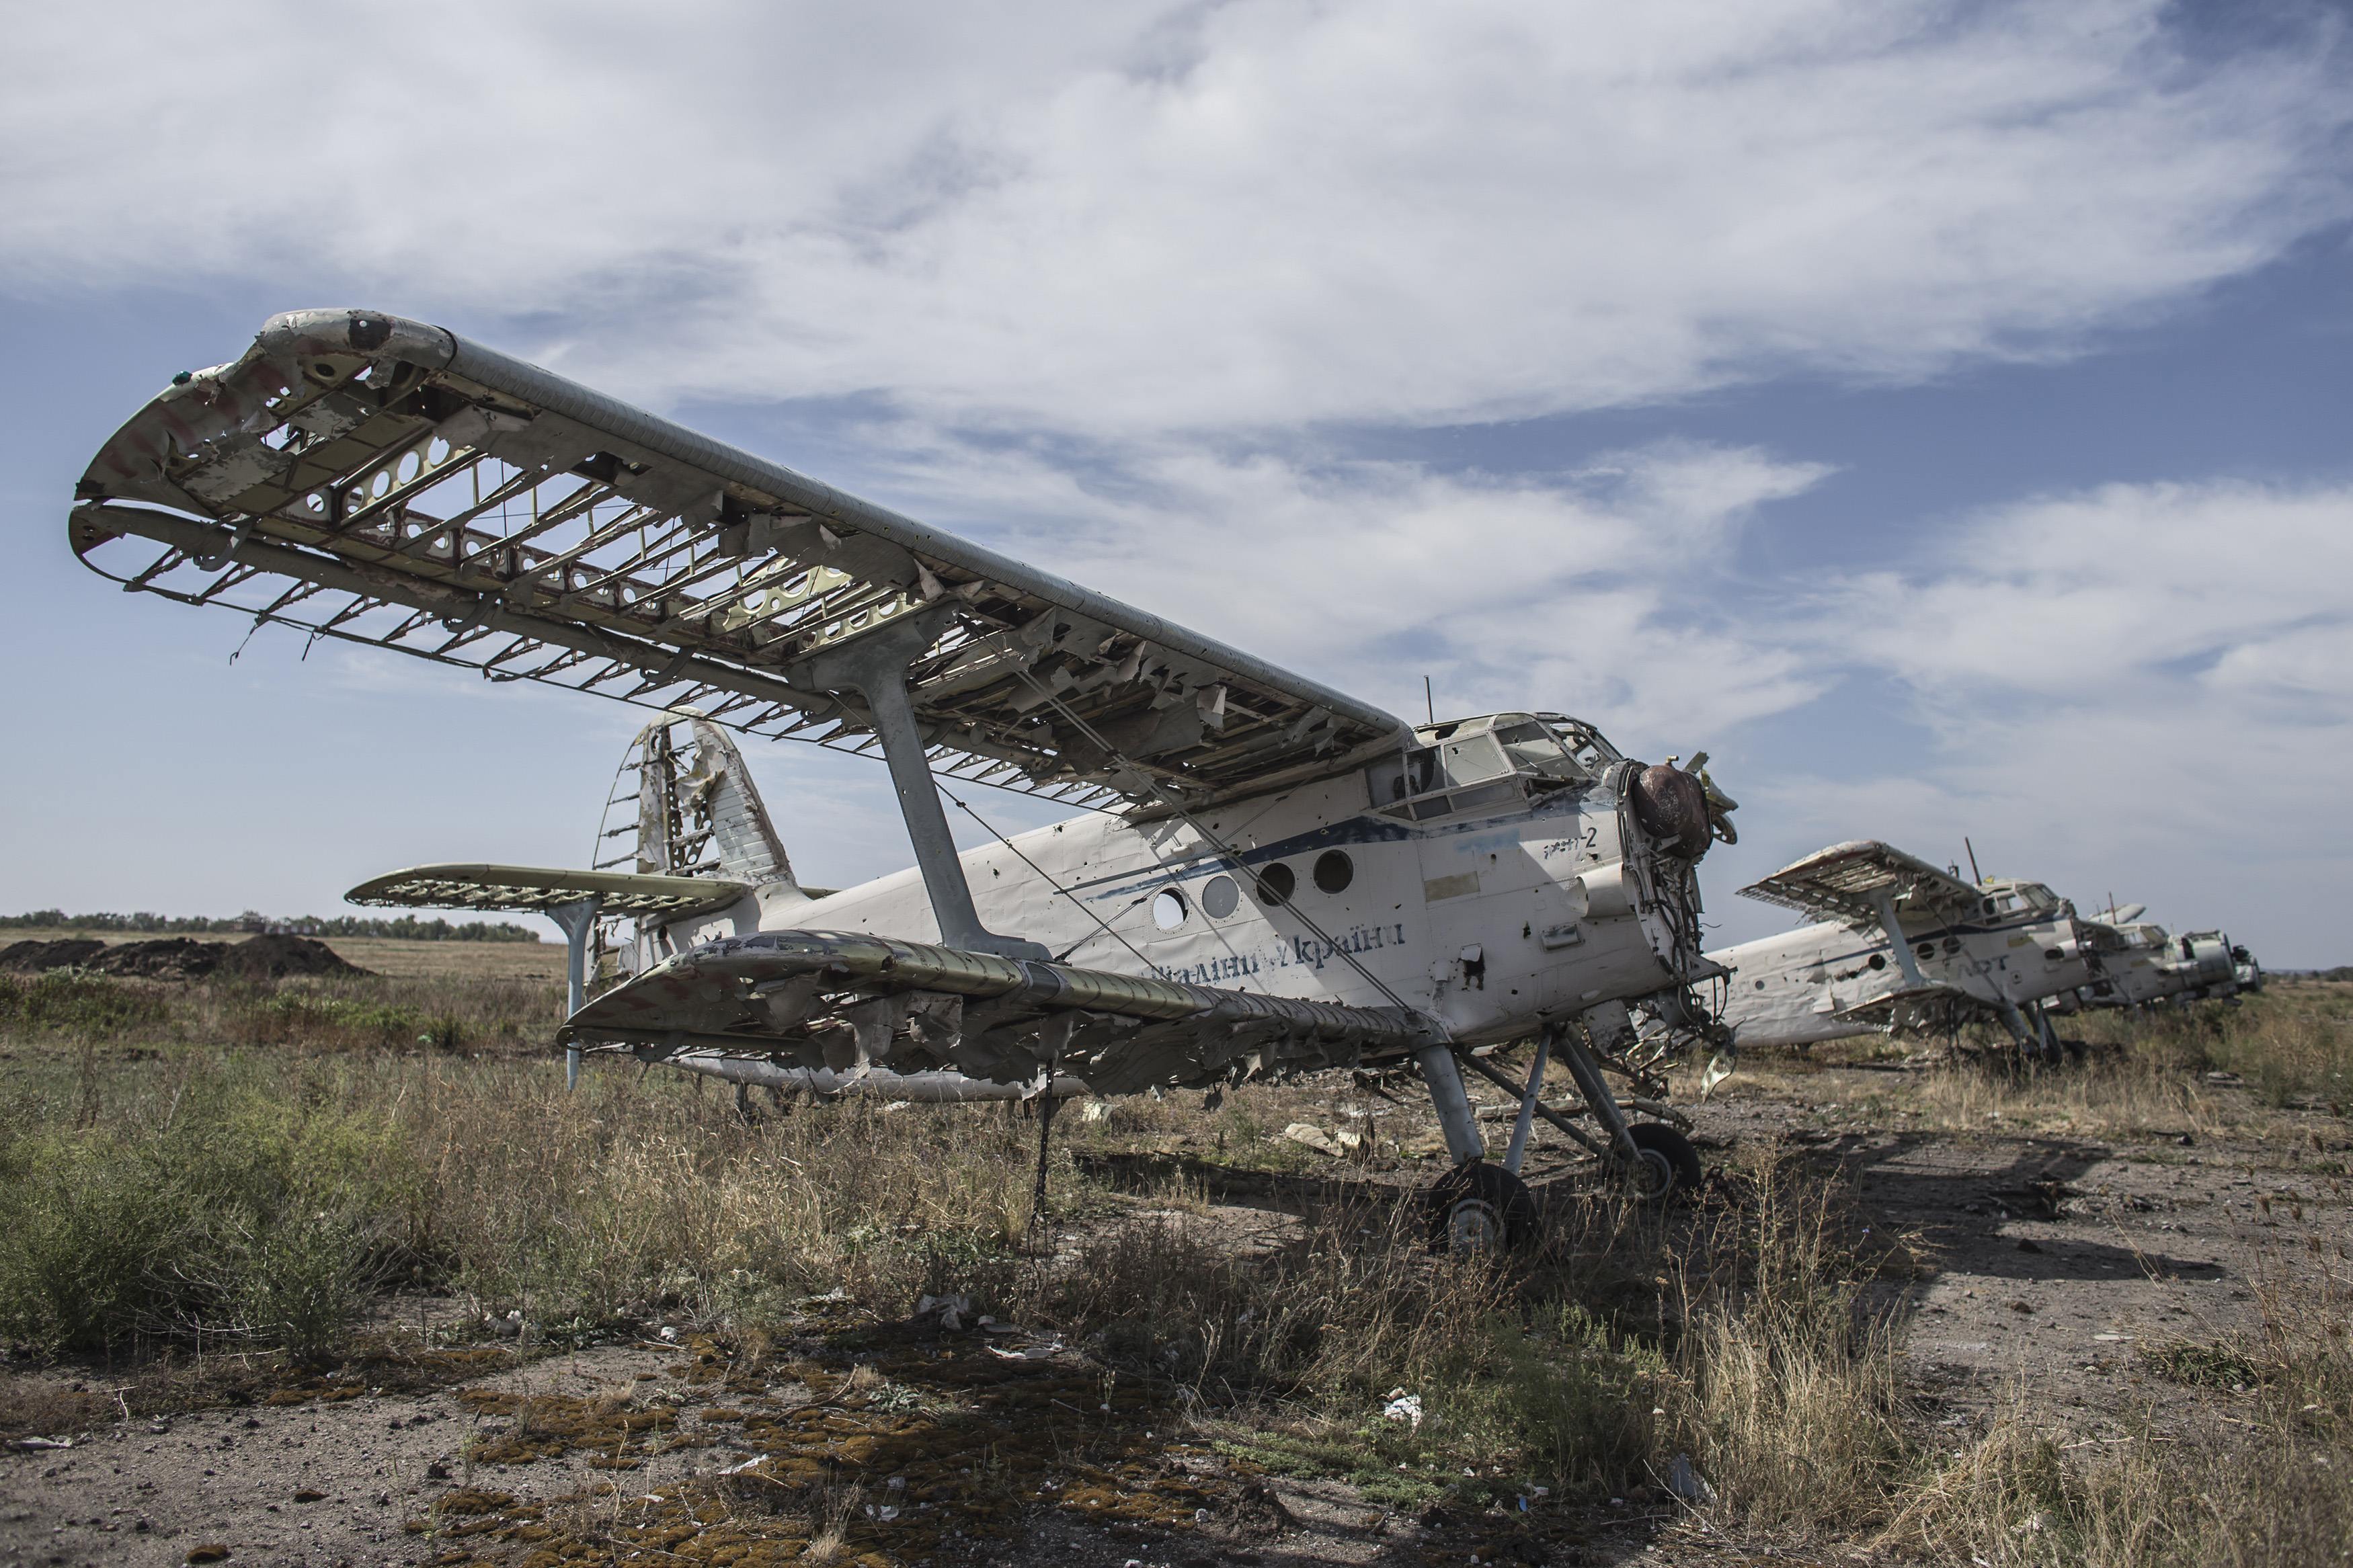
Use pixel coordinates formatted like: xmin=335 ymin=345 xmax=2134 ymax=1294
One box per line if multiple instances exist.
xmin=1427 ymin=1161 xmax=1537 ymax=1253
xmin=1624 ymin=1122 xmax=1703 ymax=1202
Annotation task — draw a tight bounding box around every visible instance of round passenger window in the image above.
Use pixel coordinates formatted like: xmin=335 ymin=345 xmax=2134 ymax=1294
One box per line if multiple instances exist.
xmin=1151 ymin=889 xmax=1189 ymax=930
xmin=1201 ymin=874 xmax=1240 ymax=919
xmin=1313 ymin=850 xmax=1354 ymax=895
xmin=1868 ymin=954 xmax=1886 ymax=971
xmin=1254 ymin=863 xmax=1295 ymax=906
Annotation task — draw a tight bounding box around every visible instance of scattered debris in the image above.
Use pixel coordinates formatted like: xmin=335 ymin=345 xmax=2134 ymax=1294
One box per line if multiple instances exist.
xmin=916 ymin=1292 xmax=973 ymax=1331
xmin=1665 ymin=1453 xmax=1716 ymax=1503
xmin=1382 ymin=1389 xmax=1424 ymax=1431
xmin=1229 ymin=1477 xmax=1299 ymax=1538
xmin=1283 ymin=1122 xmax=1342 ymax=1157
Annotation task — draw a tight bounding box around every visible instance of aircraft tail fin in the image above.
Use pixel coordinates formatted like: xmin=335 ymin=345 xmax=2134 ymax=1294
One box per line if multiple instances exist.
xmin=602 ymin=713 xmax=801 ymax=893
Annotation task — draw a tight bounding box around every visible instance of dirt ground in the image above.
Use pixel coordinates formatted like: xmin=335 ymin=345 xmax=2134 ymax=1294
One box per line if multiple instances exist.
xmin=4 ymin=1053 xmax=2345 ymax=1568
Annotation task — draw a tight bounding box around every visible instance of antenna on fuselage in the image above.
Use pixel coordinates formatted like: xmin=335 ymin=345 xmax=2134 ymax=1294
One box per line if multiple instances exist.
xmin=1424 ymin=675 xmax=1435 ymax=725
xmin=1964 ymin=837 xmax=1983 ymax=885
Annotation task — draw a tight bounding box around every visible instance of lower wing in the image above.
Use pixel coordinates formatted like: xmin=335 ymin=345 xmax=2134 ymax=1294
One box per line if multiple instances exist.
xmin=563 ymin=929 xmax=1439 ymax=1097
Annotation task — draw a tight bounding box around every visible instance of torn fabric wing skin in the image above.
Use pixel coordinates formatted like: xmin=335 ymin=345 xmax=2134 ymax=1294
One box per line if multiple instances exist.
xmin=71 ymin=308 xmax=1409 ymax=811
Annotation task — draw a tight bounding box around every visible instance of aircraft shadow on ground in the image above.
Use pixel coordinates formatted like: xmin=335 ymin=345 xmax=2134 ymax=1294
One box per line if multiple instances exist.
xmin=1782 ymin=1129 xmax=2229 ymax=1286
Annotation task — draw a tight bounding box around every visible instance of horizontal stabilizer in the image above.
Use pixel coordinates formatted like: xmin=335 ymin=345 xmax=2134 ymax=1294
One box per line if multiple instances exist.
xmin=563 ymin=928 xmax=1438 ymax=1097
xmin=348 ymin=863 xmax=750 ymax=919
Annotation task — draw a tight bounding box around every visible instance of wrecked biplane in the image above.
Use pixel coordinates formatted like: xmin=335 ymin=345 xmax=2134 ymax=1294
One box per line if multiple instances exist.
xmin=69 ymin=307 xmax=1741 ymax=1248
xmin=1701 ymin=840 xmax=2123 ymax=1059
xmin=2055 ymin=915 xmax=2262 ymax=1014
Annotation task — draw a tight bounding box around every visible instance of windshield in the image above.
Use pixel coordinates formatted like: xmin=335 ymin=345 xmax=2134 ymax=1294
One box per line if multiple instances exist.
xmin=1370 ymin=712 xmax=1624 ymax=815
xmin=1495 ymin=715 xmax=1616 ymax=780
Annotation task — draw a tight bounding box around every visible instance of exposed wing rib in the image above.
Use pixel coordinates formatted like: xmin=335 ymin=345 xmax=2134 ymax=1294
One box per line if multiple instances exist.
xmin=348 ymin=863 xmax=749 ymax=920
xmin=74 ymin=309 xmax=1410 ymax=809
xmin=1821 ymin=979 xmax=1977 ymax=1026
xmin=563 ymin=928 xmax=1439 ymax=1097
xmin=1740 ymin=839 xmax=1984 ymax=928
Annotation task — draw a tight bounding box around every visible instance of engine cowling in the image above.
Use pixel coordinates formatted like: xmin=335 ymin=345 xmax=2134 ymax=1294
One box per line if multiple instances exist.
xmin=1630 ymin=764 xmax=1713 ymax=860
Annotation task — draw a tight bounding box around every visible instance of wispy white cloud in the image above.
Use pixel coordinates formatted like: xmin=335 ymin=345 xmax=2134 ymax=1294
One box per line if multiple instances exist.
xmin=842 ymin=429 xmax=1833 ymax=746
xmin=3 ymin=1 xmax=2344 ymax=434
xmin=1716 ymin=478 xmax=2353 ymax=950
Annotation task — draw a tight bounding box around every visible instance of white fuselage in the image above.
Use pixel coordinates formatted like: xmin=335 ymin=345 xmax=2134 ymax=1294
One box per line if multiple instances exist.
xmin=1707 ymin=886 xmax=2096 ymax=1048
xmin=641 ymin=754 xmax=1709 ymax=1049
xmin=2061 ymin=924 xmax=2243 ymax=1011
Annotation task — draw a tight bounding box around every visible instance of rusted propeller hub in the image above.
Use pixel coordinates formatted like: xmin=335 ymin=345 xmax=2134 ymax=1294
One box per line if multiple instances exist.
xmin=1630 ymin=764 xmax=1713 ymax=859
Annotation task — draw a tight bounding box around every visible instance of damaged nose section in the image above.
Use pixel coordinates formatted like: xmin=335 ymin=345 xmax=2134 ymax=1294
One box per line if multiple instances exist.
xmin=1630 ymin=763 xmax=1716 ymax=859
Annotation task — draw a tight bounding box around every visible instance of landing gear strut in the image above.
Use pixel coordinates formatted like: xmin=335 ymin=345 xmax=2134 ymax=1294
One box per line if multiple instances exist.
xmin=1421 ymin=1003 xmax=1708 ymax=1252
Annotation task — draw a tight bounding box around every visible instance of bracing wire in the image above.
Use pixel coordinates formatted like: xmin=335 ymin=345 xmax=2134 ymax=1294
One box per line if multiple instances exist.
xmin=1012 ymin=669 xmax=1420 ymax=1017
xmin=929 ymin=779 xmax=1161 ymax=975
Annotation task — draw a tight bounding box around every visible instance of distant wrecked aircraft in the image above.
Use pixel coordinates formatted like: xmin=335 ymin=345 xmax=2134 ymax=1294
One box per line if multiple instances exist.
xmin=2052 ymin=914 xmax=2260 ymax=1014
xmin=71 ymin=308 xmax=1746 ymax=1249
xmin=1689 ymin=841 xmax=2258 ymax=1060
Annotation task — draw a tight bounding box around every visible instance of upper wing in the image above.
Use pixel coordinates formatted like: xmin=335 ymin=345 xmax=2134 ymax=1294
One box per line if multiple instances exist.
xmin=73 ymin=310 xmax=1409 ymax=810
xmin=1740 ymin=839 xmax=1984 ymax=928
xmin=348 ymin=863 xmax=749 ymax=920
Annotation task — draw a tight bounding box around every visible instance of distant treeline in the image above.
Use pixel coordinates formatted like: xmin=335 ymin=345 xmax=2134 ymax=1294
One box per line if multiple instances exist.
xmin=1 ymin=909 xmax=543 ymax=943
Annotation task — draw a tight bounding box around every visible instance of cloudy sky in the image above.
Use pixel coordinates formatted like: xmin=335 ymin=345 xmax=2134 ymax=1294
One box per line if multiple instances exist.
xmin=3 ymin=0 xmax=2348 ymax=963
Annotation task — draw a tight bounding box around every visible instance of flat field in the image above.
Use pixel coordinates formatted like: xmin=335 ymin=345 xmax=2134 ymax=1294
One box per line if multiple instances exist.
xmin=1 ymin=952 xmax=2346 ymax=1567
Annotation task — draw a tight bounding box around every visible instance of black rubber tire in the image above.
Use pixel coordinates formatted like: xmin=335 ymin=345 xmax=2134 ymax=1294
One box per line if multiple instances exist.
xmin=1625 ymin=1122 xmax=1704 ymax=1202
xmin=1426 ymin=1161 xmax=1538 ymax=1253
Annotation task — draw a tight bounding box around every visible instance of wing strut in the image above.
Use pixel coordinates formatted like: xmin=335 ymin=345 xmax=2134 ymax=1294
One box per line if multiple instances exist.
xmin=1869 ymin=888 xmax=1929 ymax=988
xmin=548 ymin=895 xmax=604 ymax=1091
xmin=799 ymin=608 xmax=1048 ymax=960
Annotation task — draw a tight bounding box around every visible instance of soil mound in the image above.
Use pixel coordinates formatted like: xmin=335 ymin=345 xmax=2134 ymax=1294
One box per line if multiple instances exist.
xmin=12 ymin=934 xmax=370 ymax=982
xmin=90 ymin=937 xmax=225 ymax=980
xmin=0 ymin=938 xmax=108 ymax=973
xmin=216 ymin=934 xmax=368 ymax=979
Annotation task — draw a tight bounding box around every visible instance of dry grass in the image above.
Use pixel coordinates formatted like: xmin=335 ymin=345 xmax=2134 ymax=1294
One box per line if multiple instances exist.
xmin=1720 ymin=982 xmax=2353 ymax=1147
xmin=0 ymin=968 xmax=564 ymax=1055
xmin=1662 ymin=1155 xmax=1911 ymax=1535
xmin=2 ymin=975 xmax=2348 ymax=1560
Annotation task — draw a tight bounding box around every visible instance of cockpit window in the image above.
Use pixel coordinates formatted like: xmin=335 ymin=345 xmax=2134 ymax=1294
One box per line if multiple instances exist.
xmin=1370 ymin=713 xmax=1620 ymax=817
xmin=1494 ymin=720 xmax=1593 ymax=782
xmin=1527 ymin=713 xmax=1619 ymax=774
xmin=1441 ymin=733 xmax=1511 ymax=785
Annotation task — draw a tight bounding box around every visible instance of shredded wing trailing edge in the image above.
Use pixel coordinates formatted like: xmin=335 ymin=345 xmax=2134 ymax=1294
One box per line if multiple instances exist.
xmin=72 ymin=308 xmax=1411 ymax=813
